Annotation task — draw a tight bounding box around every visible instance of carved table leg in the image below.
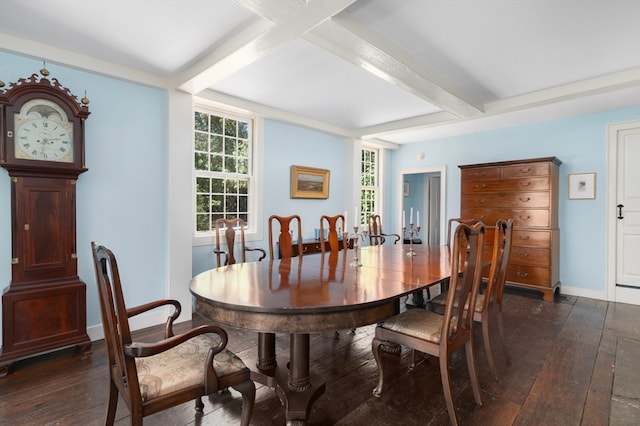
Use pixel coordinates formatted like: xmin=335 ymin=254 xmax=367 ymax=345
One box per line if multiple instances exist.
xmin=252 ymin=332 xmax=278 ymax=388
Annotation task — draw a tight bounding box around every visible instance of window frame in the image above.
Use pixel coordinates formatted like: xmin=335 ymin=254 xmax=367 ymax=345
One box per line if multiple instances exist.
xmin=360 ymin=145 xmax=381 ymax=226
xmin=191 ymin=102 xmax=263 ymax=246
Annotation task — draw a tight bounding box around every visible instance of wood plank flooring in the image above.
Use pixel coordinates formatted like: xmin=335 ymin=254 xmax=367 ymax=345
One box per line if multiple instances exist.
xmin=1 ymin=288 xmax=638 ymax=425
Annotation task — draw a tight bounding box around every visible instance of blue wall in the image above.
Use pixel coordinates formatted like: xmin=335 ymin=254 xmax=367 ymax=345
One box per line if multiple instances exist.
xmin=391 ymin=106 xmax=640 ymax=293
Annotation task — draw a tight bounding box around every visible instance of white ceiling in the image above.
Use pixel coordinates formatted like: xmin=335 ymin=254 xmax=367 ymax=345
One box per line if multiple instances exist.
xmin=2 ymin=0 xmax=639 ymax=145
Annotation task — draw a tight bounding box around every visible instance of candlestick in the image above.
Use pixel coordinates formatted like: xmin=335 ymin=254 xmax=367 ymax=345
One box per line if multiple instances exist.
xmin=417 ymin=210 xmax=420 ymax=227
xmin=354 ymin=206 xmax=358 ymax=227
xmin=344 ymin=210 xmax=348 ymax=229
xmin=410 ymin=207 xmax=413 ymax=225
xmin=402 ymin=210 xmax=406 ymax=227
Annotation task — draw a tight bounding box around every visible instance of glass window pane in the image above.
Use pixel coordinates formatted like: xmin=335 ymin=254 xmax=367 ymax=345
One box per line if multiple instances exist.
xmin=224 ymin=118 xmax=237 ymax=137
xmin=210 ymin=154 xmax=223 ymax=172
xmin=211 ymin=194 xmax=224 ymax=212
xmin=196 ymin=214 xmax=210 ymax=231
xmin=194 ymin=112 xmax=208 ymax=131
xmin=210 ymin=116 xmax=223 ymax=134
xmin=225 ymin=137 xmax=237 ymax=155
xmin=210 ymin=135 xmax=223 ymax=152
xmin=211 ymin=178 xmax=224 ymax=193
xmin=194 ymin=153 xmax=208 ymax=170
xmin=226 ymin=179 xmax=238 ymax=194
xmin=225 ymin=156 xmax=237 ymax=173
xmin=226 ymin=194 xmax=238 ymax=211
xmin=194 ymin=132 xmax=208 ymax=151
xmin=238 ymin=121 xmax=249 ymax=139
xmin=196 ymin=194 xmax=210 ymax=213
xmin=196 ymin=177 xmax=210 ymax=193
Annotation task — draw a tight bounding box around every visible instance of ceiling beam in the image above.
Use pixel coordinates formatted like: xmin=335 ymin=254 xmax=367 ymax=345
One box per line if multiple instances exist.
xmin=177 ymin=0 xmax=357 ymax=94
xmin=234 ymin=0 xmax=483 ymax=118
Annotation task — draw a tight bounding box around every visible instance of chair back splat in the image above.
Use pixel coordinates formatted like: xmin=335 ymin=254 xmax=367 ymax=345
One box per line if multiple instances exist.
xmin=371 ymin=222 xmax=485 ymax=426
xmin=320 ymin=214 xmax=347 ymax=253
xmin=91 ymin=242 xmax=255 ymax=425
xmin=268 ymin=214 xmax=303 ymax=260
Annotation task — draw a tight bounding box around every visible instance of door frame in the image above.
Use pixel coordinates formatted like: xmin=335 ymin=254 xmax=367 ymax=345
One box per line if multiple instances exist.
xmin=606 ymin=118 xmax=640 ymax=304
xmin=398 ymin=166 xmax=447 ymax=245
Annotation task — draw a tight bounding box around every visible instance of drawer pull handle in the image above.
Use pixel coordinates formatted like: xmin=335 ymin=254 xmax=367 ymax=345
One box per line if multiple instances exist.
xmin=474 ymin=198 xmax=486 ymax=203
xmin=520 ymin=167 xmax=531 ymax=173
xmin=520 ymin=197 xmax=531 ymax=202
xmin=475 ymin=215 xmax=486 ymax=220
xmin=516 ymin=251 xmax=529 ymax=257
xmin=475 ymin=183 xmax=486 ymax=189
xmin=516 ymin=271 xmax=529 ymax=278
xmin=475 ymin=171 xmax=487 ymax=176
xmin=517 ymin=235 xmax=530 ymax=240
xmin=519 ymin=215 xmax=531 ymax=221
xmin=520 ymin=181 xmax=531 ymax=187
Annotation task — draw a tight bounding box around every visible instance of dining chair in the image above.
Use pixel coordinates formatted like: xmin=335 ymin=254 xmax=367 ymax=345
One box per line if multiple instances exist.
xmin=368 ymin=214 xmax=401 ymax=246
xmin=268 ymin=214 xmax=303 ymax=260
xmin=91 ymin=242 xmax=255 ymax=426
xmin=213 ymin=217 xmax=266 ymax=267
xmin=446 ymin=217 xmax=481 ymax=251
xmin=320 ymin=213 xmax=348 ymax=253
xmin=371 ymin=222 xmax=486 ymax=426
xmin=428 ymin=219 xmax=514 ymax=381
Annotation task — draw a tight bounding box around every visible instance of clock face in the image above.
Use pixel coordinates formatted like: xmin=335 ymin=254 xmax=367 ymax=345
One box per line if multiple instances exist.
xmin=14 ymin=99 xmax=74 ymax=162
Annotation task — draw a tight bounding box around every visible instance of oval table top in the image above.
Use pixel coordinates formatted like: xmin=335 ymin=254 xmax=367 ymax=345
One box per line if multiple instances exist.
xmin=190 ymin=244 xmax=451 ymax=333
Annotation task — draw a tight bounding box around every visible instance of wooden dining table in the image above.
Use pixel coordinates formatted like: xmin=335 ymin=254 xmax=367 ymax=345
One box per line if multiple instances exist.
xmin=190 ymin=243 xmax=451 ymax=424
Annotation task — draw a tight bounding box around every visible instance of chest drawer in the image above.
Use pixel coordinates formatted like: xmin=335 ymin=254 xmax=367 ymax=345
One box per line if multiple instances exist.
xmin=510 ymin=246 xmax=550 ymax=267
xmin=461 ymin=192 xmax=550 ymax=209
xmin=506 ymin=264 xmax=551 ymax=286
xmin=461 ymin=167 xmax=502 ymax=180
xmin=462 ymin=176 xmax=550 ymax=193
xmin=461 ymin=208 xmax=550 ymax=228
xmin=503 ymin=162 xmax=550 ymax=178
xmin=512 ymin=229 xmax=552 ymax=247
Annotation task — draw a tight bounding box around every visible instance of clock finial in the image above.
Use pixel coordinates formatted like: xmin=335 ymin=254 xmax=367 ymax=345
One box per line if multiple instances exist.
xmin=81 ymin=90 xmax=90 ymax=106
xmin=40 ymin=61 xmax=50 ymax=77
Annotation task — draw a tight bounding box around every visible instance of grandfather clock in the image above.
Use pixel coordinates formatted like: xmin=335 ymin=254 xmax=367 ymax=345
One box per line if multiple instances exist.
xmin=0 ymin=67 xmax=91 ymax=377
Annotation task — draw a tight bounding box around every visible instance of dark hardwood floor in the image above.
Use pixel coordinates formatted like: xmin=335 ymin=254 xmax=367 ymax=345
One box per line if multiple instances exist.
xmin=1 ymin=288 xmax=638 ymax=425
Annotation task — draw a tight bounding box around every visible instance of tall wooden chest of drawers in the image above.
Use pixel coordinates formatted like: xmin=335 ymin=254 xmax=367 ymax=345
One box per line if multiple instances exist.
xmin=459 ymin=157 xmax=562 ymax=301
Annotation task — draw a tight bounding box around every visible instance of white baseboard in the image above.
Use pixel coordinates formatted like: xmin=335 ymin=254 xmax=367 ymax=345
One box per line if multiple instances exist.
xmin=558 ymin=285 xmax=607 ymax=302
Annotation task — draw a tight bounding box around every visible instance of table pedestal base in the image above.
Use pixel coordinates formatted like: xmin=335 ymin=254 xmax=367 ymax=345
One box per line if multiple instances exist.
xmin=252 ymin=333 xmax=326 ymax=425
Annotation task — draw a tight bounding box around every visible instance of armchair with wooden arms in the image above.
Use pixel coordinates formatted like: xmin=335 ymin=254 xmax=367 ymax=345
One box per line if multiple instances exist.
xmin=213 ymin=218 xmax=266 ymax=267
xmin=368 ymin=214 xmax=401 ymax=246
xmin=91 ymin=242 xmax=255 ymax=426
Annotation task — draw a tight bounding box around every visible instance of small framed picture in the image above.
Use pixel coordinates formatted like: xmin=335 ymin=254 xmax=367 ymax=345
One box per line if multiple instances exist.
xmin=569 ymin=173 xmax=596 ymax=200
xmin=290 ymin=165 xmax=330 ymax=199
xmin=403 ymin=181 xmax=410 ymax=197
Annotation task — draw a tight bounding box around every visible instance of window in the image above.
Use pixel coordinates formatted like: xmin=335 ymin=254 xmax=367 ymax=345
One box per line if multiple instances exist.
xmin=193 ymin=108 xmax=255 ymax=236
xmin=360 ymin=147 xmax=379 ymax=225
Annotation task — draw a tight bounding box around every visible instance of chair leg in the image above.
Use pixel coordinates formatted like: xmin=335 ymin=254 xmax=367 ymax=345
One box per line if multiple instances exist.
xmin=371 ymin=337 xmax=387 ymax=397
xmin=195 ymin=397 xmax=204 ymax=412
xmin=465 ymin=340 xmax=483 ymax=406
xmin=482 ymin=317 xmax=499 ymax=382
xmin=497 ymin=308 xmax=511 ymax=364
xmin=439 ymin=353 xmax=459 ymax=426
xmin=105 ymin=379 xmax=118 ymax=425
xmin=232 ymin=379 xmax=256 ymax=426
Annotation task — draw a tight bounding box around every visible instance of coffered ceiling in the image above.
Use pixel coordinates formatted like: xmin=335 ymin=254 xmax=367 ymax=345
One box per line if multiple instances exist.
xmin=2 ymin=0 xmax=639 ymax=144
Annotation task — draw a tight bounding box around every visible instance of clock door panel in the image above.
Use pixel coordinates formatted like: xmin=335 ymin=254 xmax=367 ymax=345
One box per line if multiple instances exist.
xmin=12 ymin=177 xmax=76 ymax=285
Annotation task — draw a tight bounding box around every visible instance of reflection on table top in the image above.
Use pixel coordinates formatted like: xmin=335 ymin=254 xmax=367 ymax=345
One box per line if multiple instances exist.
xmin=190 ymin=244 xmax=450 ymax=315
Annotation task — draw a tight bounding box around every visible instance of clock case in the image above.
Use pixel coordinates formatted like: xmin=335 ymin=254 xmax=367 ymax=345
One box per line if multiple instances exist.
xmin=0 ymin=73 xmax=91 ymax=377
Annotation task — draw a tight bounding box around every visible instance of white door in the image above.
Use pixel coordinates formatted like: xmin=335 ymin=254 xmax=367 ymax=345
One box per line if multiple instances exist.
xmin=608 ymin=120 xmax=640 ymax=305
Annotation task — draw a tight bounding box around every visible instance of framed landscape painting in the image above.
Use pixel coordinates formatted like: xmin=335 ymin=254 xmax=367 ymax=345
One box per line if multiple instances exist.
xmin=290 ymin=165 xmax=330 ymax=199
